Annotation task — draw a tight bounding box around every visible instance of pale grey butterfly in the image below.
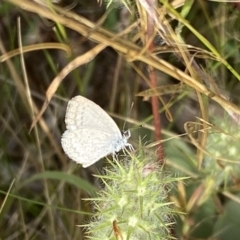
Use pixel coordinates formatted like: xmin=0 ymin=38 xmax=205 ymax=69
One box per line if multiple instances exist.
xmin=61 ymin=95 xmax=133 ymax=168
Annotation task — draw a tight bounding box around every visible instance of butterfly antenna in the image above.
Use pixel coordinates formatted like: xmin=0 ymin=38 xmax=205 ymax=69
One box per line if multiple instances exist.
xmin=123 ymin=102 xmax=134 ymax=132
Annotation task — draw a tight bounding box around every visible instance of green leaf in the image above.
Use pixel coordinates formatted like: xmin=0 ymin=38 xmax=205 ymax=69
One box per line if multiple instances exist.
xmin=19 ymin=171 xmax=97 ymax=196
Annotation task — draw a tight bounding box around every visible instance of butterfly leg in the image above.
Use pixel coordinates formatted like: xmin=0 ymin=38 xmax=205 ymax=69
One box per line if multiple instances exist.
xmin=126 ymin=143 xmax=134 ymax=151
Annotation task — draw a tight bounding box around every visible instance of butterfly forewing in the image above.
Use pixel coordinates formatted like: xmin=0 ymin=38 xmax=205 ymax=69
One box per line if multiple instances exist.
xmin=65 ymin=96 xmax=121 ymax=135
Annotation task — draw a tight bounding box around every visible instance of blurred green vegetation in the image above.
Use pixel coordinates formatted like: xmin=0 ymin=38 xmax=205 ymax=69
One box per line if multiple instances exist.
xmin=1 ymin=0 xmax=240 ymax=239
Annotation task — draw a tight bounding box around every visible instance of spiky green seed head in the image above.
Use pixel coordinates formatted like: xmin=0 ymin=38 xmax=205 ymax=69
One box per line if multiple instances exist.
xmin=84 ymin=146 xmax=178 ymax=240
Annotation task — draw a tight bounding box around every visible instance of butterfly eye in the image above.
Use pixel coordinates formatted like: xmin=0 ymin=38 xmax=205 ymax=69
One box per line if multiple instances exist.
xmin=122 ymin=130 xmax=131 ymax=139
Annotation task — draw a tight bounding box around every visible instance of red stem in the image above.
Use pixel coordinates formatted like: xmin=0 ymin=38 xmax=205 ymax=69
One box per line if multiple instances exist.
xmin=146 ymin=0 xmax=164 ymax=164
